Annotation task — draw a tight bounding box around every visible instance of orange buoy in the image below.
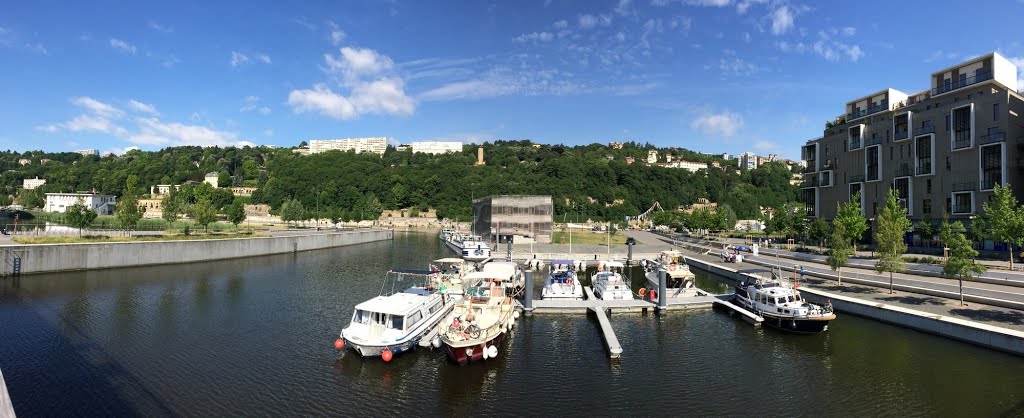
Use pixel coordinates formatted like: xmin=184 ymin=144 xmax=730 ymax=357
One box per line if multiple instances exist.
xmin=334 ymin=339 xmax=345 ymax=350
xmin=638 ymin=288 xmax=647 ymax=297
xmin=381 ymin=349 xmax=394 ymax=362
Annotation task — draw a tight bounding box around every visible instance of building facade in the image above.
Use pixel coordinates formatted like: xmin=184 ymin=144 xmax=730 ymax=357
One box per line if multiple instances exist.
xmin=23 ymin=177 xmax=45 ymax=190
xmin=204 ymin=172 xmax=219 ymax=188
xmin=472 ymin=195 xmax=553 ymax=244
xmin=75 ymin=149 xmax=99 ymax=156
xmin=410 ymin=141 xmax=462 ymax=155
xmin=308 ymin=137 xmax=387 ymax=155
xmin=44 ymin=192 xmax=117 ymax=214
xmin=738 ymin=152 xmax=758 ymax=170
xmin=801 ymin=52 xmax=1023 ymax=223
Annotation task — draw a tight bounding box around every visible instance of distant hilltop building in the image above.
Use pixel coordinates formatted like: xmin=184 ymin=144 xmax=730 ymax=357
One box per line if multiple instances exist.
xmin=647 ymin=150 xmax=659 ymax=164
xmin=18 ymin=158 xmax=30 ymax=166
xmin=476 ymin=146 xmax=485 ymax=165
xmin=44 ymin=192 xmax=116 ymax=215
xmin=75 ymin=149 xmax=99 ymax=156
xmin=737 ymin=152 xmax=758 ymax=170
xmin=308 ymin=137 xmax=387 ymax=155
xmin=204 ymin=172 xmax=219 ymax=188
xmin=410 ymin=141 xmax=462 ymax=155
xmin=23 ymin=177 xmax=46 ymax=190
xmin=608 ymin=142 xmax=624 ymax=149
xmin=653 ymin=160 xmax=708 ymax=173
xmin=149 ymin=184 xmax=181 ymax=197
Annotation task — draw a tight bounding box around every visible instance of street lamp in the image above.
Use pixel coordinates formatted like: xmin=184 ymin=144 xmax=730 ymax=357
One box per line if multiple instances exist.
xmin=868 ymin=217 xmax=876 ymax=258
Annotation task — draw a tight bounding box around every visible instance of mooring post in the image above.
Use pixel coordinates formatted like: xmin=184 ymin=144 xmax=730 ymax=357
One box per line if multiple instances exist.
xmin=523 ymin=270 xmax=534 ymax=315
xmin=506 ymin=239 xmax=512 ymax=261
xmin=658 ymin=269 xmax=667 ymax=311
xmin=627 ymin=240 xmax=634 ymax=266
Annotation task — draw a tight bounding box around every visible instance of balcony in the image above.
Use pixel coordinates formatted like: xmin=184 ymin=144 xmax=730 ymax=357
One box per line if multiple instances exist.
xmin=916 ymin=161 xmax=932 ymax=175
xmin=848 ymin=138 xmax=862 ymax=150
xmin=913 ymin=125 xmax=935 ymax=136
xmin=801 ymin=177 xmax=819 ymax=188
xmin=979 ymin=131 xmax=1005 ymax=145
xmin=849 ymin=174 xmax=865 ymax=183
xmin=847 ymin=101 xmax=889 ymax=120
xmin=981 ymin=178 xmax=1002 ymax=190
xmin=894 ymin=165 xmax=913 ymax=178
xmin=895 ymin=130 xmax=909 ymax=141
xmin=952 ymin=131 xmax=972 ymax=150
xmin=819 ymin=175 xmax=833 ymax=187
xmin=802 ymin=163 xmax=817 ymax=174
xmin=952 ymin=204 xmax=973 ymax=214
xmin=865 ymin=137 xmax=882 ymax=147
xmin=953 ymin=181 xmax=978 ymax=192
xmin=932 ymin=71 xmax=993 ymax=96
xmin=867 ymin=168 xmax=880 ymax=182
xmin=805 ymin=206 xmax=817 ymax=217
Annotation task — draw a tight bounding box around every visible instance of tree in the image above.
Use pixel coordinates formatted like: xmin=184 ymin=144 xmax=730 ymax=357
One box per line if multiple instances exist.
xmin=192 ymin=198 xmax=217 ymax=232
xmin=280 ymin=198 xmax=305 ymax=226
xmin=826 ymin=222 xmax=851 ymax=285
xmin=827 ymin=195 xmax=866 ymax=286
xmin=940 ymin=219 xmax=987 ymax=306
xmin=16 ymin=188 xmax=44 ymax=209
xmin=227 ymin=201 xmax=246 ymax=227
xmin=981 ymin=184 xmax=1024 ymax=270
xmin=64 ymin=201 xmax=97 ymax=237
xmin=161 ymin=187 xmax=180 ymax=227
xmin=115 ymin=175 xmax=143 ymax=234
xmin=716 ymin=204 xmax=738 ymax=232
xmin=808 ymin=217 xmax=830 ymax=248
xmin=875 ymin=188 xmax=912 ymax=294
xmin=914 ymin=220 xmax=935 ymax=247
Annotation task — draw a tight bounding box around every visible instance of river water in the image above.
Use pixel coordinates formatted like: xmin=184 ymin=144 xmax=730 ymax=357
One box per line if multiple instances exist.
xmin=1 ymin=232 xmax=1022 ymax=416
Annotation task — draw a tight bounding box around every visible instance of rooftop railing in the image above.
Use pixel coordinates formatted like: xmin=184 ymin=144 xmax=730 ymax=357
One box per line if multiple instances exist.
xmin=847 ymin=101 xmax=889 ymax=120
xmin=932 ymin=70 xmax=992 ymax=96
xmin=979 ymin=131 xmax=1005 ymax=145
xmin=913 ymin=125 xmax=935 ymax=136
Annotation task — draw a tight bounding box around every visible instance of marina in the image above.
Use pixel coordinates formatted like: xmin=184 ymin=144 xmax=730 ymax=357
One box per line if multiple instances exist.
xmin=2 ymin=232 xmax=1024 ymax=416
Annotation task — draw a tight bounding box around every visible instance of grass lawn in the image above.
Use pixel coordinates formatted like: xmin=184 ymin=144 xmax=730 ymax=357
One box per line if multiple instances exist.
xmin=13 ymin=232 xmax=266 ymax=245
xmin=550 ymin=231 xmax=637 ymax=246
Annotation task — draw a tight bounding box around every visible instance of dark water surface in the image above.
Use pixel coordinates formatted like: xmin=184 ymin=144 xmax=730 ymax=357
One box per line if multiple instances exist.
xmin=2 ymin=232 xmax=1023 ymax=416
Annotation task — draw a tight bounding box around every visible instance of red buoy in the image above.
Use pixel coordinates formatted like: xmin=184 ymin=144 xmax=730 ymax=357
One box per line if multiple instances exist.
xmin=334 ymin=339 xmax=344 ymax=350
xmin=381 ymin=349 xmax=394 ymax=362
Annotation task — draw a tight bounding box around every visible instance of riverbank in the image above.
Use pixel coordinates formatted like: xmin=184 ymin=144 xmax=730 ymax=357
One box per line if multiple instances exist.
xmin=2 ymin=229 xmax=392 ymax=275
xmin=681 ymin=249 xmax=1024 ymax=356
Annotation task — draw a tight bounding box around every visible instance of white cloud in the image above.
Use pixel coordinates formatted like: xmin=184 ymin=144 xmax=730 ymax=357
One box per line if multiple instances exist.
xmin=128 ymin=99 xmax=158 ymax=115
xmin=578 ymin=14 xmax=611 ymax=29
xmin=614 ymin=0 xmax=633 ymax=16
xmin=691 ymin=111 xmax=743 ymax=137
xmin=132 ymin=117 xmax=243 ymax=147
xmin=419 ymin=79 xmax=517 ymax=101
xmin=258 ymin=106 xmax=271 ymax=115
xmin=754 ymin=140 xmax=778 ymax=151
xmin=1007 ymin=57 xmax=1024 ymax=91
xmin=263 ymin=129 xmax=273 ymax=137
xmin=109 ymin=38 xmax=136 ymax=55
xmin=287 ymin=84 xmax=357 ymax=120
xmin=149 ymin=21 xmax=173 ymax=33
xmin=325 ymin=47 xmax=396 ymax=83
xmin=231 ymin=51 xmax=249 ymax=66
xmin=288 ymin=80 xmax=415 ymax=120
xmin=653 ymin=0 xmax=731 ymax=6
xmin=736 ymin=0 xmax=767 ymax=14
xmin=24 ymin=42 xmax=48 ymax=55
xmin=841 ymin=27 xmax=856 ymax=36
xmin=553 ymin=20 xmax=568 ymax=29
xmin=513 ymin=32 xmax=554 ymax=43
xmin=71 ymin=97 xmax=124 ymax=119
xmin=327 ymin=20 xmax=346 ymax=45
xmin=64 ymin=114 xmax=129 ymax=137
xmin=719 ymin=56 xmax=759 ymax=76
xmin=769 ymin=6 xmax=793 ymax=35
xmin=257 ymin=54 xmax=272 ymax=64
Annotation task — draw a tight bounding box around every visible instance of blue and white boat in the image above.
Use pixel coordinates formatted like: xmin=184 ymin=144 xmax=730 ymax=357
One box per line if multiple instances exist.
xmin=339 ymin=269 xmax=456 ymax=360
xmin=542 ymin=260 xmax=584 ymax=300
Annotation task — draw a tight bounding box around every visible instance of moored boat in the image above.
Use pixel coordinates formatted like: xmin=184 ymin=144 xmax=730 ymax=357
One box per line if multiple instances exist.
xmin=480 ymin=261 xmax=525 ymax=298
xmin=591 ymin=260 xmax=632 ymax=300
xmin=542 ymin=260 xmax=584 ymax=300
xmin=439 ymin=271 xmax=518 ymax=365
xmin=733 ymin=277 xmax=836 ymax=333
xmin=338 ymin=270 xmax=456 ymax=360
xmin=643 ymin=250 xmax=695 ymax=290
xmin=444 ymin=233 xmax=492 ymax=261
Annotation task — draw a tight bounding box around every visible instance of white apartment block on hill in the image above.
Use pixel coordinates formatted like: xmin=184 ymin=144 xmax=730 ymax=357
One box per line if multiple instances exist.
xmin=410 ymin=141 xmax=462 ymax=154
xmin=23 ymin=177 xmax=46 ymax=190
xmin=308 ymin=137 xmax=387 ymax=155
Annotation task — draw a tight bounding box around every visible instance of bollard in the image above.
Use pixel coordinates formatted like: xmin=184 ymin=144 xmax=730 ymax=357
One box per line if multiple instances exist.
xmin=506 ymin=239 xmax=513 ymax=261
xmin=627 ymin=240 xmax=634 ymax=266
xmin=524 ymin=270 xmax=534 ymax=314
xmin=658 ymin=269 xmax=667 ymax=311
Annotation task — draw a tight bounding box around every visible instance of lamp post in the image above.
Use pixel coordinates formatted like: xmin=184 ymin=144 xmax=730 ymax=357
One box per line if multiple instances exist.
xmin=868 ymin=217 xmax=876 ymax=258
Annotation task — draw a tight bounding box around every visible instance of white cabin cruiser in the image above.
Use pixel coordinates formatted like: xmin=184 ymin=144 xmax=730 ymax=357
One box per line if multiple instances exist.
xmin=480 ymin=261 xmax=526 ymax=298
xmin=733 ymin=276 xmax=836 ymax=333
xmin=338 ymin=270 xmax=455 ymax=360
xmin=445 ymin=233 xmax=492 ymax=262
xmin=591 ymin=260 xmax=632 ymax=300
xmin=644 ymin=250 xmax=695 ymax=289
xmin=542 ymin=260 xmax=584 ymax=300
xmin=439 ymin=271 xmax=517 ymax=365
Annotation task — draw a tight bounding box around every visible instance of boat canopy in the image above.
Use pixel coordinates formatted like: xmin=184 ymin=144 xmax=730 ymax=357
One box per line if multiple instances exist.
xmin=353 ymin=292 xmax=436 ymax=316
xmin=434 ymin=258 xmax=465 ymax=264
xmin=481 ymin=262 xmax=518 ymax=280
xmin=389 ymin=269 xmax=436 ymax=276
xmin=464 ymin=271 xmax=511 ymax=282
xmin=550 ymin=259 xmax=574 ymax=265
xmin=599 ymin=260 xmax=624 ymax=268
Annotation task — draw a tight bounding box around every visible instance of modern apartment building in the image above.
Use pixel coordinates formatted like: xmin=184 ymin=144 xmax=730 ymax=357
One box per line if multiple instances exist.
xmin=410 ymin=141 xmax=463 ymax=155
xmin=472 ymin=195 xmax=553 ymax=244
xmin=308 ymin=137 xmax=387 ymax=155
xmin=738 ymin=152 xmax=758 ymax=170
xmin=801 ymin=52 xmax=1023 ymax=222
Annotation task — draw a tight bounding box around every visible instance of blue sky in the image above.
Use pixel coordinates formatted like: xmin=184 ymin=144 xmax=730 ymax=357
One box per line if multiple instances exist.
xmin=2 ymin=0 xmax=1023 ymax=159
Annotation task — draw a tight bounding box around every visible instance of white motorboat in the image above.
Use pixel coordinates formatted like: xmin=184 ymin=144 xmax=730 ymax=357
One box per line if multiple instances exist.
xmin=591 ymin=260 xmax=632 ymax=300
xmin=431 ymin=257 xmax=476 ymax=295
xmin=480 ymin=261 xmax=525 ymax=298
xmin=445 ymin=233 xmax=492 ymax=261
xmin=542 ymin=260 xmax=584 ymax=300
xmin=439 ymin=271 xmax=517 ymax=365
xmin=733 ymin=276 xmax=836 ymax=333
xmin=643 ymin=250 xmax=695 ymax=289
xmin=338 ymin=270 xmax=455 ymax=360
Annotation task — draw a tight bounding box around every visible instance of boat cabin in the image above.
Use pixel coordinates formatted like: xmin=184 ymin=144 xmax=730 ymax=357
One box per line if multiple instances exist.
xmin=350 ymin=289 xmax=446 ymax=335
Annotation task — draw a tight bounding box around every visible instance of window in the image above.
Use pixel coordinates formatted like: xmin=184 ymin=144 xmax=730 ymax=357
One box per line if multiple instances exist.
xmin=994 ymin=103 xmax=1000 ymax=121
xmin=923 ymin=199 xmax=932 ymax=214
xmin=946 ymin=156 xmax=951 ymax=171
xmin=946 ymin=197 xmax=952 ymax=214
xmin=927 ymin=179 xmax=932 ymax=194
xmin=391 ymin=315 xmax=404 ymax=330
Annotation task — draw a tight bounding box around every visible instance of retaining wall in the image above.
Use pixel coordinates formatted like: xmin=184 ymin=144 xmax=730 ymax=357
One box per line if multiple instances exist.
xmin=684 ymin=255 xmax=1024 ymax=356
xmin=4 ymin=229 xmax=393 ymax=275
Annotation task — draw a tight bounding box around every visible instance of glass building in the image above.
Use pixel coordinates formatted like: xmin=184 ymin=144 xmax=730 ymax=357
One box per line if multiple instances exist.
xmin=472 ymin=195 xmax=553 ymax=244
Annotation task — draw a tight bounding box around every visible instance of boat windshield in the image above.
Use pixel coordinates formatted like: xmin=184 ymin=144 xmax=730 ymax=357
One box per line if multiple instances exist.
xmin=391 ymin=315 xmax=404 ymax=330
xmin=353 ymin=309 xmax=370 ymax=324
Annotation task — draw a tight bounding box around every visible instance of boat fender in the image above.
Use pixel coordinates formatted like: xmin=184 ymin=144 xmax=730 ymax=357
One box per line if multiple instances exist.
xmin=638 ymin=287 xmax=646 ymax=297
xmin=482 ymin=345 xmax=489 ymax=360
xmin=567 ymin=278 xmax=573 ymax=286
xmin=513 ymin=310 xmax=520 ymax=319
xmin=334 ymin=339 xmax=345 ymax=350
xmin=668 ymin=264 xmax=677 ymax=272
xmin=382 ymin=349 xmax=394 ymax=362
xmin=649 ymin=289 xmax=657 ymax=302
xmin=488 ymin=345 xmax=498 ymax=358
xmin=432 ymin=337 xmax=441 ymax=348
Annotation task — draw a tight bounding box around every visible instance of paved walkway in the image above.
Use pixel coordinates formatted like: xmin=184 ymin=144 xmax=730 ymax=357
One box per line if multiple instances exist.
xmin=677 ymin=242 xmax=1024 ymax=333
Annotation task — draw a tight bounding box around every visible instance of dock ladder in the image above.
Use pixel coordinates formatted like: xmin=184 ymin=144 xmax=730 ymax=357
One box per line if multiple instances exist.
xmin=2 ymin=248 xmax=20 ymax=278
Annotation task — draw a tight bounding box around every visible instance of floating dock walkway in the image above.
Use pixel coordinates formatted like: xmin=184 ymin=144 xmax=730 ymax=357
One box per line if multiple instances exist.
xmin=711 ymin=295 xmax=764 ymax=326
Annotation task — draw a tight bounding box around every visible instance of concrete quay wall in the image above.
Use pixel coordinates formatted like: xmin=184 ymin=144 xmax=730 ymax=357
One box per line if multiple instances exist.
xmin=0 ymin=368 xmax=13 ymax=418
xmin=5 ymin=229 xmax=393 ymax=275
xmin=683 ymin=255 xmax=1024 ymax=356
